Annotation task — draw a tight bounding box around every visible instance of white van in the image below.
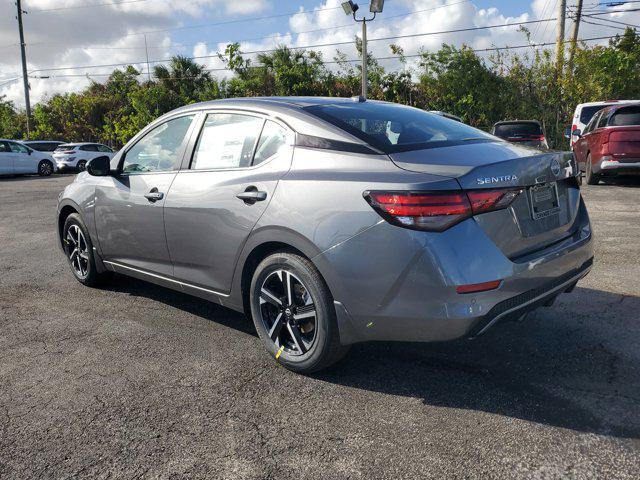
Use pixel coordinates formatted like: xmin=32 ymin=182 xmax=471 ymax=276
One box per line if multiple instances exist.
xmin=569 ymin=100 xmax=640 ymax=147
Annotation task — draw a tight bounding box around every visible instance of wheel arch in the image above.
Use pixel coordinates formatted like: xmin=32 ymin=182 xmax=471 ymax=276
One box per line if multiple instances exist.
xmin=230 ymin=227 xmax=325 ymax=314
xmin=57 ymin=201 xmax=81 ymax=249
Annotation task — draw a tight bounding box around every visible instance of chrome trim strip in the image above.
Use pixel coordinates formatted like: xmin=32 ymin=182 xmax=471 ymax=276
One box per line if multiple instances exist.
xmin=601 ymin=160 xmax=640 ymax=169
xmin=476 ymin=266 xmax=592 ymax=336
xmin=103 ymin=260 xmax=229 ymax=297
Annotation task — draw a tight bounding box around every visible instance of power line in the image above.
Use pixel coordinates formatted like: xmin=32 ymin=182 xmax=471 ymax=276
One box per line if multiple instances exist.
xmin=19 ymin=0 xmax=472 ymax=52
xmin=27 ymin=0 xmax=152 ymax=13
xmin=582 ymin=13 xmax=640 ymax=27
xmin=580 ymin=18 xmax=629 ymax=28
xmin=27 ymin=35 xmax=620 ymax=80
xmin=29 ymin=16 xmax=560 ymax=73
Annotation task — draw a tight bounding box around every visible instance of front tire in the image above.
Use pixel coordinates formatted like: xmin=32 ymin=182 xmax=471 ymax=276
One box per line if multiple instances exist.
xmin=249 ymin=252 xmax=349 ymax=374
xmin=76 ymin=160 xmax=87 ymax=172
xmin=585 ymin=154 xmax=600 ymax=185
xmin=38 ymin=160 xmax=53 ymax=176
xmin=62 ymin=213 xmax=111 ymax=287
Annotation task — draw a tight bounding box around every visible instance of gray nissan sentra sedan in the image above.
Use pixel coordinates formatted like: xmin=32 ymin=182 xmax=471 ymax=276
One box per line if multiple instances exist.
xmin=57 ymin=97 xmax=594 ymax=373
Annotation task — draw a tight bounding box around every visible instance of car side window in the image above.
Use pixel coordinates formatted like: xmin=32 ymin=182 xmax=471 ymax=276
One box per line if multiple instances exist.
xmin=583 ymin=113 xmax=599 ymax=134
xmin=97 ymin=145 xmax=112 ymax=153
xmin=191 ymin=113 xmax=264 ymax=170
xmin=122 ymin=114 xmax=196 ymax=174
xmin=0 ymin=142 xmax=9 ymax=153
xmin=253 ymin=120 xmax=288 ymax=166
xmin=8 ymin=142 xmax=29 ymax=154
xmin=82 ymin=145 xmax=98 ymax=152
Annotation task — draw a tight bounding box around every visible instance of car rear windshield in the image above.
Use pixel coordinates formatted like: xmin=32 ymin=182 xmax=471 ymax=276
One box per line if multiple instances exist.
xmin=493 ymin=122 xmax=542 ymax=138
xmin=579 ymin=105 xmax=607 ymax=124
xmin=55 ymin=144 xmax=78 ymax=151
xmin=303 ymin=102 xmax=494 ymax=153
xmin=609 ymin=106 xmax=640 ymax=126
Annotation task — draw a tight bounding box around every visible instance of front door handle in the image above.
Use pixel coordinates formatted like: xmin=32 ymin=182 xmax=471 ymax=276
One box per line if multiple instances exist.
xmin=144 ymin=188 xmax=164 ymax=202
xmin=236 ymin=188 xmax=267 ymax=204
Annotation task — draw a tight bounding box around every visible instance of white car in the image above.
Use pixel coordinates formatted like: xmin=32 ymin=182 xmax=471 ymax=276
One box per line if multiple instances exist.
xmin=569 ymin=100 xmax=640 ymax=147
xmin=52 ymin=142 xmax=115 ymax=172
xmin=0 ymin=139 xmax=55 ymax=176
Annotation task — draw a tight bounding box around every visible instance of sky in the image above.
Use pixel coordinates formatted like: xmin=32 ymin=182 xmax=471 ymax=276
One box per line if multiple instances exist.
xmin=1 ymin=0 xmax=639 ymax=107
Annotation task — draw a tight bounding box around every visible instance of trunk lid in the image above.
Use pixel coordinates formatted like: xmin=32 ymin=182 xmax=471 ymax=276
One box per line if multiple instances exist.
xmin=388 ymin=140 xmax=582 ymax=259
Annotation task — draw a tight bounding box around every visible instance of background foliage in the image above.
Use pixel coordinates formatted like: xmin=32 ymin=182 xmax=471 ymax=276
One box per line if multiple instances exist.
xmin=2 ymin=28 xmax=639 ymax=150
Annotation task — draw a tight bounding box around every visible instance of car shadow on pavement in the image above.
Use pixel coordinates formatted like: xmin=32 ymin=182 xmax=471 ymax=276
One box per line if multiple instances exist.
xmin=103 ymin=274 xmax=258 ymax=338
xmin=315 ymin=287 xmax=640 ymax=440
xmin=599 ymin=176 xmax=640 ymax=188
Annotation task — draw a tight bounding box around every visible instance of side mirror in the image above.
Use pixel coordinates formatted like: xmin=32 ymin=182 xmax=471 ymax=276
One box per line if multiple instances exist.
xmin=86 ymin=156 xmax=111 ymax=176
xmin=572 ymin=129 xmax=581 ymax=138
xmin=27 ymin=149 xmax=32 ymax=155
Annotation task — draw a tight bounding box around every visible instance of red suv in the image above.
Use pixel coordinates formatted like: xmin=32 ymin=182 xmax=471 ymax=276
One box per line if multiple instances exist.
xmin=573 ymin=104 xmax=640 ymax=184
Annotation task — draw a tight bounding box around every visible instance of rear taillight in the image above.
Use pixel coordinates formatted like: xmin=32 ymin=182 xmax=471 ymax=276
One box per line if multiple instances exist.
xmin=534 ymin=135 xmax=545 ymax=141
xmin=364 ymin=188 xmax=522 ymax=232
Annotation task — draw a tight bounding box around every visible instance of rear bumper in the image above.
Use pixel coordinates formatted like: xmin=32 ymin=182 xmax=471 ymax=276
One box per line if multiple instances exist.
xmin=599 ymin=159 xmax=640 ymax=173
xmin=314 ymin=204 xmax=593 ymax=345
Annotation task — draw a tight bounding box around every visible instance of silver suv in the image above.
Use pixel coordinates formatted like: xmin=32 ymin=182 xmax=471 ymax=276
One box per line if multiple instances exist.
xmin=57 ymin=97 xmax=593 ymax=373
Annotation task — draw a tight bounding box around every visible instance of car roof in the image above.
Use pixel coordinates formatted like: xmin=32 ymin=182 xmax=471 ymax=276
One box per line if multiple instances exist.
xmin=58 ymin=142 xmax=102 ymax=146
xmin=494 ymin=120 xmax=541 ymax=125
xmin=575 ymin=100 xmax=640 ymax=109
xmin=23 ymin=140 xmax=65 ymax=143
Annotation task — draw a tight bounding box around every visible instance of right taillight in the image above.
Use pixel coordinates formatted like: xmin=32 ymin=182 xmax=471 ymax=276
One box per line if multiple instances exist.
xmin=364 ymin=188 xmax=523 ymax=232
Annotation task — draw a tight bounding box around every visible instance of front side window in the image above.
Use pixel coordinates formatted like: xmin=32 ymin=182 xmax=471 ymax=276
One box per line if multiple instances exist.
xmin=191 ymin=114 xmax=264 ymax=170
xmin=583 ymin=112 xmax=600 ymax=134
xmin=304 ymin=103 xmax=493 ymax=153
xmin=253 ymin=120 xmax=288 ymax=165
xmin=123 ymin=115 xmax=195 ymax=174
xmin=8 ymin=142 xmax=30 ymax=154
xmin=597 ymin=111 xmax=610 ymax=129
xmin=97 ymin=145 xmax=113 ymax=153
xmin=0 ymin=142 xmax=9 ymax=153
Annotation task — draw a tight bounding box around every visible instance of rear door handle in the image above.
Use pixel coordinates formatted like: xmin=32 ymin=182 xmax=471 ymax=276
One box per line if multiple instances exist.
xmin=144 ymin=188 xmax=164 ymax=202
xmin=236 ymin=188 xmax=267 ymax=204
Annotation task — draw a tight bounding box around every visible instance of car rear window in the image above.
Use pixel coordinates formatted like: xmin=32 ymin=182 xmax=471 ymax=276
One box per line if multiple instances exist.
xmin=609 ymin=106 xmax=640 ymax=126
xmin=493 ymin=122 xmax=542 ymax=138
xmin=55 ymin=144 xmax=78 ymax=151
xmin=303 ymin=102 xmax=493 ymax=153
xmin=579 ymin=105 xmax=607 ymax=124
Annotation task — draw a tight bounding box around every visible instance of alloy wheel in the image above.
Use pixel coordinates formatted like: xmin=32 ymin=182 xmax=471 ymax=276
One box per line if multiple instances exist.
xmin=66 ymin=224 xmax=89 ymax=278
xmin=77 ymin=161 xmax=87 ymax=172
xmin=259 ymin=269 xmax=317 ymax=356
xmin=39 ymin=162 xmax=52 ymax=176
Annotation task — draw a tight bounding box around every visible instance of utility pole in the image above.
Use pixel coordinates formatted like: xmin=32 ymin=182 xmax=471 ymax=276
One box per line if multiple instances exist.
xmin=144 ymin=33 xmax=151 ymax=82
xmin=15 ymin=0 xmax=31 ymax=135
xmin=555 ymin=0 xmax=567 ymax=73
xmin=567 ymin=0 xmax=583 ymax=72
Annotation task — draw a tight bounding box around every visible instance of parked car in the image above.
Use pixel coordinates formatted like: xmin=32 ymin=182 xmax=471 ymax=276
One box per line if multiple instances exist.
xmin=572 ymin=103 xmax=640 ymax=185
xmin=568 ymin=100 xmax=640 ymax=148
xmin=53 ymin=142 xmax=115 ymax=172
xmin=57 ymin=97 xmax=593 ymax=373
xmin=492 ymin=120 xmax=549 ymax=149
xmin=22 ymin=140 xmax=67 ymax=152
xmin=0 ymin=139 xmax=55 ymax=176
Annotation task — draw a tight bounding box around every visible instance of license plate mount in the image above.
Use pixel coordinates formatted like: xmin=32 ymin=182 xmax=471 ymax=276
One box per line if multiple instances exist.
xmin=529 ymin=182 xmax=560 ymax=220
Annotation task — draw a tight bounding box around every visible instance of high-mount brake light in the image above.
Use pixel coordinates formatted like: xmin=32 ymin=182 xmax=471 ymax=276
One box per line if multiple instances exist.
xmin=364 ymin=188 xmax=523 ymax=232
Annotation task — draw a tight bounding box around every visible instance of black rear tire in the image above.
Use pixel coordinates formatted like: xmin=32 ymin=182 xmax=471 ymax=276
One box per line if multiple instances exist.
xmin=250 ymin=252 xmax=349 ymax=374
xmin=62 ymin=213 xmax=112 ymax=287
xmin=77 ymin=160 xmax=87 ymax=172
xmin=38 ymin=160 xmax=53 ymax=176
xmin=585 ymin=154 xmax=600 ymax=185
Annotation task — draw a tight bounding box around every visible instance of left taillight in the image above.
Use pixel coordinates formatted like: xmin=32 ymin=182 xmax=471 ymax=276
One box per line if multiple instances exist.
xmin=364 ymin=188 xmax=522 ymax=232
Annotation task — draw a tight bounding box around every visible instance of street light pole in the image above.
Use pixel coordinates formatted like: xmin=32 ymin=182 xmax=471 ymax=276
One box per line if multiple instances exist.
xmin=361 ymin=18 xmax=368 ymax=99
xmin=342 ymin=0 xmax=384 ymax=100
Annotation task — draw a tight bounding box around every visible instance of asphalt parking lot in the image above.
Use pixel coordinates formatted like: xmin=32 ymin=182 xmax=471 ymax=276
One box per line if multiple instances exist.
xmin=1 ymin=174 xmax=639 ymax=479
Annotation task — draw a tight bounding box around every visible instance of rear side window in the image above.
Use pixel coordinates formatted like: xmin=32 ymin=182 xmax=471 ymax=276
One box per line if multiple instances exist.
xmin=191 ymin=113 xmax=263 ymax=170
xmin=56 ymin=145 xmax=77 ymax=151
xmin=579 ymin=105 xmax=606 ymax=124
xmin=80 ymin=144 xmax=98 ymax=152
xmin=493 ymin=122 xmax=542 ymax=138
xmin=304 ymin=103 xmax=493 ymax=153
xmin=610 ymin=106 xmax=640 ymax=126
xmin=123 ymin=114 xmax=195 ymax=174
xmin=97 ymin=145 xmax=113 ymax=153
xmin=253 ymin=121 xmax=288 ymax=165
